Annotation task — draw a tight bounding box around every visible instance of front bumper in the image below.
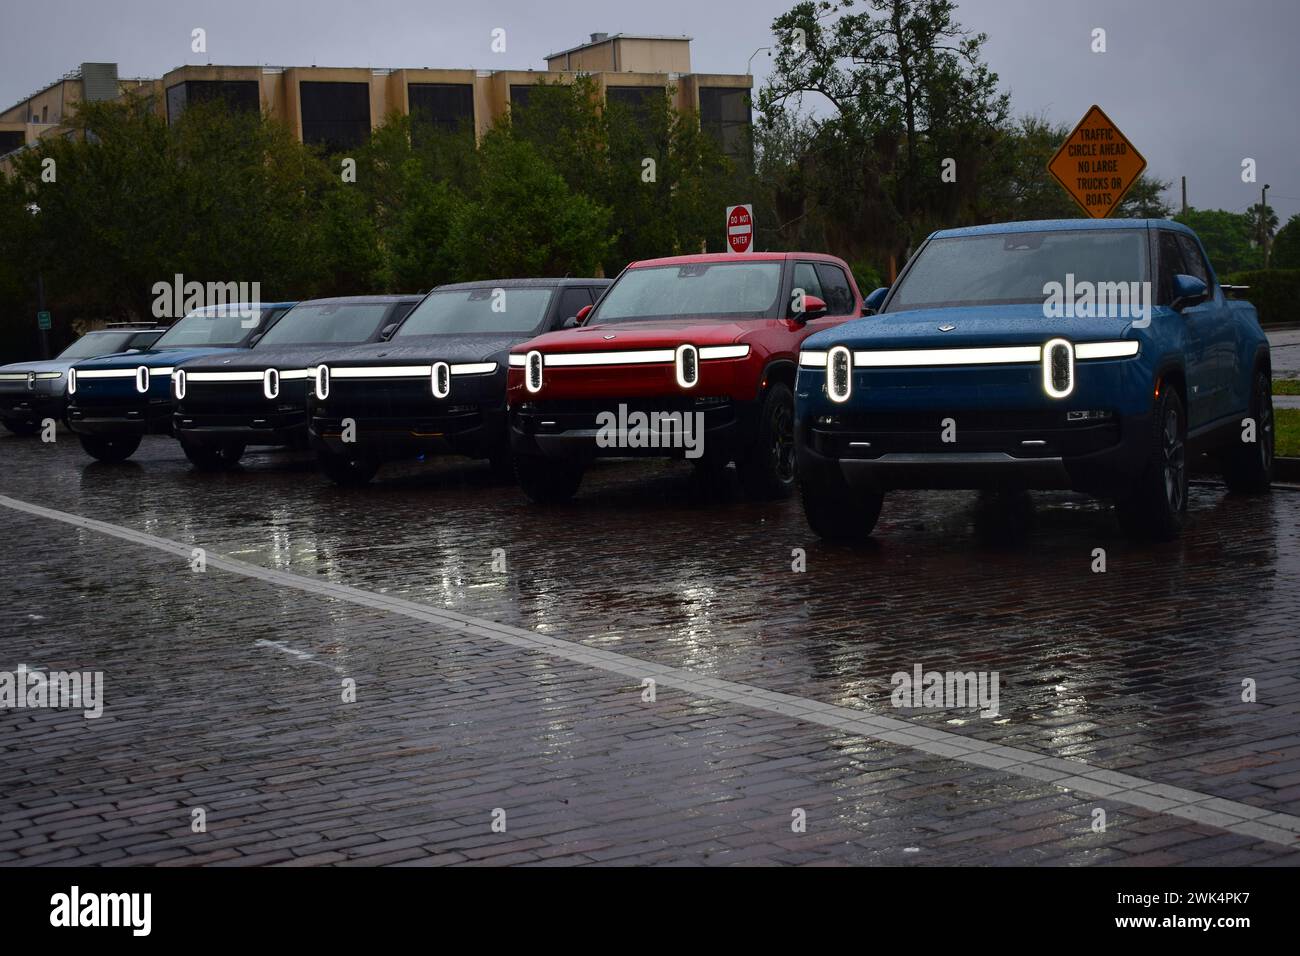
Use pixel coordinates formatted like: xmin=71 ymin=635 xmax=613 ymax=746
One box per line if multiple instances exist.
xmin=173 ymin=410 xmax=308 ymax=447
xmin=1 ymin=393 xmax=66 ymax=427
xmin=797 ymin=408 xmax=1151 ymax=494
xmin=67 ymin=399 xmax=173 ymax=437
xmin=509 ymin=396 xmax=758 ymax=462
xmin=309 ymin=405 xmax=506 ymax=460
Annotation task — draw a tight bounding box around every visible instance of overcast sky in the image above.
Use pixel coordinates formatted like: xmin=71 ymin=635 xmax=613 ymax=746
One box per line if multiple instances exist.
xmin=3 ymin=0 xmax=1296 ymax=220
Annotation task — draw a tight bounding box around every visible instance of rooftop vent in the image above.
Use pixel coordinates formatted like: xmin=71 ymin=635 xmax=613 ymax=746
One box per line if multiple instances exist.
xmin=80 ymin=62 xmax=119 ymax=103
xmin=590 ymin=33 xmax=609 ymax=43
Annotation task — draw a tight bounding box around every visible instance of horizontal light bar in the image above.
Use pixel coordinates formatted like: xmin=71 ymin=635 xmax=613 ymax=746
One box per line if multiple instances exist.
xmin=74 ymin=369 xmax=136 ymax=379
xmin=148 ymin=367 xmax=173 ymax=377
xmin=187 ymin=368 xmax=308 ymax=382
xmin=802 ymin=340 xmax=1139 ymax=370
xmin=333 ymin=365 xmax=430 ymax=378
xmin=328 ymin=362 xmax=498 ymax=380
xmin=36 ymin=371 xmax=64 ymax=379
xmin=536 ymin=346 xmax=747 ymax=368
xmin=854 ymin=345 xmax=1042 ymax=367
xmin=509 ymin=354 xmax=526 ymax=367
xmin=1075 ymin=341 xmax=1140 ymax=360
xmin=545 ymin=349 xmax=675 ymax=367
xmin=186 ymin=371 xmax=264 ymax=382
xmin=698 ymin=345 xmax=750 ymax=360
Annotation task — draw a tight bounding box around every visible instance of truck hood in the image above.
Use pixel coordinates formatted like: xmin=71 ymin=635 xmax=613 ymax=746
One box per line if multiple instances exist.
xmin=180 ymin=345 xmax=356 ymax=372
xmin=325 ymin=333 xmax=522 ymax=368
xmin=518 ymin=318 xmax=760 ymax=354
xmin=0 ymin=357 xmax=80 ymax=375
xmin=807 ymin=303 xmax=1148 ymax=351
xmin=72 ymin=345 xmax=243 ymax=370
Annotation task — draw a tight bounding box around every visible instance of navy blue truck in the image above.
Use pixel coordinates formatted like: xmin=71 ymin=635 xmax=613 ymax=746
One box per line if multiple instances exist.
xmin=66 ymin=304 xmax=294 ymax=462
xmin=795 ymin=219 xmax=1272 ymax=541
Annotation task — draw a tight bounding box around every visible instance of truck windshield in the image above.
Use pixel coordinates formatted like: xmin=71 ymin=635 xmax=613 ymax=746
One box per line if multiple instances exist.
xmin=57 ymin=331 xmax=139 ymax=359
xmin=153 ymin=307 xmax=262 ymax=348
xmin=257 ymin=303 xmax=390 ymax=346
xmin=591 ymin=261 xmax=784 ymax=323
xmin=886 ymin=229 xmax=1150 ymax=311
xmin=395 ymin=288 xmax=554 ymax=337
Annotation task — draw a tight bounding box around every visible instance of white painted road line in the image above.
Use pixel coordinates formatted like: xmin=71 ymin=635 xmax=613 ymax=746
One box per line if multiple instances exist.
xmin=2 ymin=491 xmax=1297 ymax=850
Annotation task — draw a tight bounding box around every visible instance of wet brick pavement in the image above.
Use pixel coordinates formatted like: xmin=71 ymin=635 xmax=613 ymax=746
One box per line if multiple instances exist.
xmin=1 ymin=429 xmax=1298 ymax=865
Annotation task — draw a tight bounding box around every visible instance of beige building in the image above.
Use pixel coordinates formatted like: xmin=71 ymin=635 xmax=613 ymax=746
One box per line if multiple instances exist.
xmin=0 ymin=63 xmax=153 ymax=158
xmin=1 ymin=34 xmax=752 ymax=166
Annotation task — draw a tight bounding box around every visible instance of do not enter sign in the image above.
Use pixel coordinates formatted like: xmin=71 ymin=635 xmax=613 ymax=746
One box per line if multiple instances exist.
xmin=726 ymin=204 xmax=753 ymax=254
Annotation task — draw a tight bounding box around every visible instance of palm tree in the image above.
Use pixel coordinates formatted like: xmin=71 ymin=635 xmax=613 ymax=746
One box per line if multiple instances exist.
xmin=1246 ymin=202 xmax=1278 ymax=248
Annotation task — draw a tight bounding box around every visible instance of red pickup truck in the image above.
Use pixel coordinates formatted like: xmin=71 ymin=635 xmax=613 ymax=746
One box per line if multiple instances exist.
xmin=506 ymin=252 xmax=865 ymax=502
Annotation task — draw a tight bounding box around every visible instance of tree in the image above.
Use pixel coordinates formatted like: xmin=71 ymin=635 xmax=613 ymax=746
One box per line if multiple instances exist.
xmin=1174 ymin=208 xmax=1262 ymax=274
xmin=1271 ymin=214 xmax=1300 ymax=270
xmin=6 ymin=96 xmax=333 ymax=322
xmin=1246 ymin=202 xmax=1278 ymax=250
xmin=509 ymin=77 xmax=736 ymax=274
xmin=445 ymin=130 xmax=613 ymax=280
xmin=759 ymin=0 xmax=1011 ymax=265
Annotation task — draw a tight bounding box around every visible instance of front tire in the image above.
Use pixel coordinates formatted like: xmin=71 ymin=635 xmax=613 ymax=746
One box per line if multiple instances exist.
xmin=78 ymin=433 xmax=141 ymax=463
xmin=1116 ymin=388 xmax=1187 ymax=541
xmin=800 ymin=467 xmax=883 ymax=541
xmin=181 ymin=438 xmax=244 ymax=472
xmin=1222 ymin=369 xmax=1273 ymax=494
xmin=318 ymin=448 xmax=379 ymax=486
xmin=3 ymin=419 xmax=39 ymax=436
xmin=737 ymin=382 xmax=797 ymax=500
xmin=515 ymin=454 xmax=583 ymax=504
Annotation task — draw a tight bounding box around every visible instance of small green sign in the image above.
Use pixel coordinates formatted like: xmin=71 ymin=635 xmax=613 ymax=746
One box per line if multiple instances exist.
xmin=36 ymin=311 xmax=51 ymax=331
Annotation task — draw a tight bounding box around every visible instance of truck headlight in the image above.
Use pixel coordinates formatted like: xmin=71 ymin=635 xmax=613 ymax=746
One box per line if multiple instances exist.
xmin=1042 ymin=339 xmax=1074 ymax=399
xmin=827 ymin=346 xmax=852 ymax=403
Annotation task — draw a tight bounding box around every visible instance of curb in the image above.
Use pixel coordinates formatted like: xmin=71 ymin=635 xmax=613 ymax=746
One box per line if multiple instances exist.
xmin=1276 ymin=457 xmax=1300 ymax=483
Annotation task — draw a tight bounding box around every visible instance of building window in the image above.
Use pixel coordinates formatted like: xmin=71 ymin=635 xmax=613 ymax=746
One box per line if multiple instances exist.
xmin=509 ymin=85 xmax=534 ymax=111
xmin=0 ymin=131 xmax=25 ymax=155
xmin=299 ymin=81 xmax=371 ymax=153
xmin=41 ymin=105 xmax=48 ymax=123
xmin=699 ymin=87 xmax=752 ymax=163
xmin=408 ymin=83 xmax=474 ymax=142
xmin=606 ymin=86 xmax=661 ymax=122
xmin=165 ymin=80 xmax=260 ymax=125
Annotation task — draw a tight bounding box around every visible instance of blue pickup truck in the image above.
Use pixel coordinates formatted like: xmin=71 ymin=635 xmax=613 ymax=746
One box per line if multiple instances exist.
xmin=795 ymin=219 xmax=1272 ymax=541
xmin=66 ymin=303 xmax=295 ymax=462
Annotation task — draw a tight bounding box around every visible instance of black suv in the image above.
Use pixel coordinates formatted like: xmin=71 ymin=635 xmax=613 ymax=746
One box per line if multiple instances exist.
xmin=308 ymin=278 xmax=610 ymax=485
xmin=172 ymin=296 xmax=420 ymax=470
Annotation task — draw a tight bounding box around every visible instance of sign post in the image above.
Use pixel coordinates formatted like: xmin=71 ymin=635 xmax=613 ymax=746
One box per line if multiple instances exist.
xmin=36 ymin=311 xmax=51 ymax=331
xmin=1047 ymin=105 xmax=1147 ymax=218
xmin=726 ymin=204 xmax=753 ymax=254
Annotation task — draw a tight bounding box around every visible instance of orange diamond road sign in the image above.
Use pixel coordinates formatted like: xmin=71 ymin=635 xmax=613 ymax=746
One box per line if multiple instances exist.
xmin=1048 ymin=105 xmax=1147 ymax=218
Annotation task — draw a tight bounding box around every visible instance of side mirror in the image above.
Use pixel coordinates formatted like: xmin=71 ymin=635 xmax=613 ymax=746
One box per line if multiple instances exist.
xmin=1170 ymin=274 xmax=1208 ymax=312
xmin=795 ymin=294 xmax=828 ymax=323
xmin=573 ymin=304 xmax=593 ymax=327
xmin=379 ymin=323 xmax=399 ymax=340
xmin=863 ymin=287 xmax=888 ymax=315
